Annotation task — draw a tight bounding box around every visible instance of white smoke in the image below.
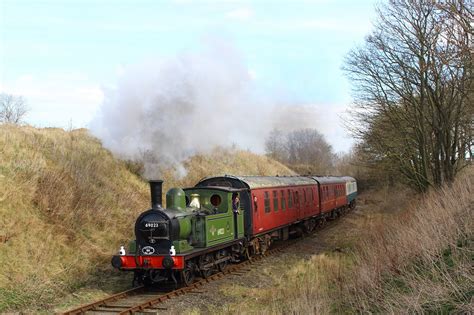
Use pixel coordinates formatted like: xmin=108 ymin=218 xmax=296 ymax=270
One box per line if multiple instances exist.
xmin=90 ymin=39 xmax=334 ymax=179
xmin=91 ymin=40 xmax=270 ymax=178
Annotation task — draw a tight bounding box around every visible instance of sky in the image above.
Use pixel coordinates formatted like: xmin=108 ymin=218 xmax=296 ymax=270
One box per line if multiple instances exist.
xmin=0 ymin=0 xmax=378 ymax=153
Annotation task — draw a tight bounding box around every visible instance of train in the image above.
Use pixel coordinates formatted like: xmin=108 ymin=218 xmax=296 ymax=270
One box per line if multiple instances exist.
xmin=111 ymin=175 xmax=357 ymax=286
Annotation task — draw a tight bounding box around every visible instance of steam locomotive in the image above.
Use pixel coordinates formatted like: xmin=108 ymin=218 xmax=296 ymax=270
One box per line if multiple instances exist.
xmin=111 ymin=175 xmax=357 ymax=286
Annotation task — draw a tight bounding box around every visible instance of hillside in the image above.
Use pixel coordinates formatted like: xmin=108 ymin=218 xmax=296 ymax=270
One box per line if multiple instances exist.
xmin=0 ymin=124 xmax=294 ymax=312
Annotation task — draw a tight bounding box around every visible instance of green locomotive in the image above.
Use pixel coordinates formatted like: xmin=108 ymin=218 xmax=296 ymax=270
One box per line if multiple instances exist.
xmin=112 ymin=180 xmax=246 ymax=285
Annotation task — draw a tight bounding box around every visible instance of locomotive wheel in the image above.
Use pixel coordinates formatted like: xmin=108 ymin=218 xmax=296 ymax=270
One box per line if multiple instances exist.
xmin=258 ymin=238 xmax=266 ymax=254
xmin=181 ymin=262 xmax=195 ymax=286
xmin=215 ymin=250 xmax=228 ymax=272
xmin=244 ymin=246 xmax=251 ymax=260
xmin=199 ymin=254 xmax=215 ymax=278
xmin=258 ymin=236 xmax=271 ymax=255
xmin=319 ymin=217 xmax=327 ymax=227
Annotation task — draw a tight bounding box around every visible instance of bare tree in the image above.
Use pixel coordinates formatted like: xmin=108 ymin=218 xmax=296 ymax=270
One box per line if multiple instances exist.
xmin=343 ymin=0 xmax=473 ymax=191
xmin=0 ymin=93 xmax=29 ymax=124
xmin=265 ymin=128 xmax=335 ymax=174
xmin=265 ymin=129 xmax=287 ymax=161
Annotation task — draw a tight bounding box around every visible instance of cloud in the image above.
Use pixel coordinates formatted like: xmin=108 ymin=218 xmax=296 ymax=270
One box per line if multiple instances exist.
xmin=255 ymin=17 xmax=372 ymax=35
xmin=0 ymin=73 xmax=103 ymax=128
xmin=248 ymin=69 xmax=257 ymax=80
xmin=226 ymin=8 xmax=254 ymax=20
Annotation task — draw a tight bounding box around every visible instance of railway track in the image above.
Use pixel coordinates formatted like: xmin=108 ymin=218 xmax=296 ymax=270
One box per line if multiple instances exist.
xmin=61 ymin=213 xmax=348 ymax=315
xmin=61 ymin=244 xmax=291 ymax=315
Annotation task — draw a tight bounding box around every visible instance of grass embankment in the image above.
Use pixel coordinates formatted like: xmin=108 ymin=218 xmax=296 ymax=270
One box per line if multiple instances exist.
xmin=0 ymin=124 xmax=293 ymax=312
xmin=211 ymin=168 xmax=473 ymax=314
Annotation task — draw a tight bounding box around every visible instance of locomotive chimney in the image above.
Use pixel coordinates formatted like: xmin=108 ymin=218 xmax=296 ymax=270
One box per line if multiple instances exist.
xmin=149 ymin=180 xmax=163 ymax=209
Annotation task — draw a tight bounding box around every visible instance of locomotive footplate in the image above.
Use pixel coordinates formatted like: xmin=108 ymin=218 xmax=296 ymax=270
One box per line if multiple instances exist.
xmin=112 ymin=238 xmax=245 ymax=271
xmin=112 ymin=254 xmax=185 ymax=270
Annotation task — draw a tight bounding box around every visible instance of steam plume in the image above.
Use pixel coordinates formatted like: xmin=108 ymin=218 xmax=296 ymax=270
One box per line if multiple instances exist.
xmin=91 ymin=41 xmax=268 ymax=178
xmin=90 ymin=39 xmax=331 ymax=178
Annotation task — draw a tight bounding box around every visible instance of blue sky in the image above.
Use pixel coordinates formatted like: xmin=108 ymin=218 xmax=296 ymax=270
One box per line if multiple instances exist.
xmin=0 ymin=0 xmax=377 ymax=152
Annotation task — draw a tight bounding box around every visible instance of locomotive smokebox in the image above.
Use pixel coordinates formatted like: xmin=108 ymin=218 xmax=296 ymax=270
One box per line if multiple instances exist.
xmin=149 ymin=180 xmax=164 ymax=209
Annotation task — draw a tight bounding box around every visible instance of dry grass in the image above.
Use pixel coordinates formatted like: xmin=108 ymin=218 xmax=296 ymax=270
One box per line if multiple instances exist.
xmin=0 ymin=125 xmax=149 ymax=311
xmin=215 ymin=254 xmax=340 ymax=315
xmin=0 ymin=125 xmax=293 ymax=312
xmin=340 ymin=168 xmax=474 ymax=313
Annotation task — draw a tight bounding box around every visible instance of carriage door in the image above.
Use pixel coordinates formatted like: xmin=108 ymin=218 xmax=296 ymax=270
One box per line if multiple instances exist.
xmin=252 ymin=192 xmax=262 ymax=233
xmin=294 ymin=190 xmax=300 ymax=220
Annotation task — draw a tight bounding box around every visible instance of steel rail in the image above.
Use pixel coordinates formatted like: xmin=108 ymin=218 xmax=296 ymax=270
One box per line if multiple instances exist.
xmin=60 ymin=245 xmax=288 ymax=315
xmin=116 ymin=246 xmax=288 ymax=315
xmin=61 ymin=285 xmax=144 ymax=315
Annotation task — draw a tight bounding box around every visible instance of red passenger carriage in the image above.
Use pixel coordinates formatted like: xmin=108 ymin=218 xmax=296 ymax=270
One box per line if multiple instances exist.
xmin=196 ymin=175 xmax=351 ymax=253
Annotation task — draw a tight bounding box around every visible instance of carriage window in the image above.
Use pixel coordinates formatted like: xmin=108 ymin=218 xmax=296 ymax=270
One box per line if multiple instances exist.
xmin=311 ymin=188 xmax=314 ymax=201
xmin=288 ymin=189 xmax=293 ymax=208
xmin=264 ymin=192 xmax=270 ymax=213
xmin=281 ymin=190 xmax=286 ymax=210
xmin=303 ymin=189 xmax=307 ymax=203
xmin=273 ymin=191 xmax=278 ymax=211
